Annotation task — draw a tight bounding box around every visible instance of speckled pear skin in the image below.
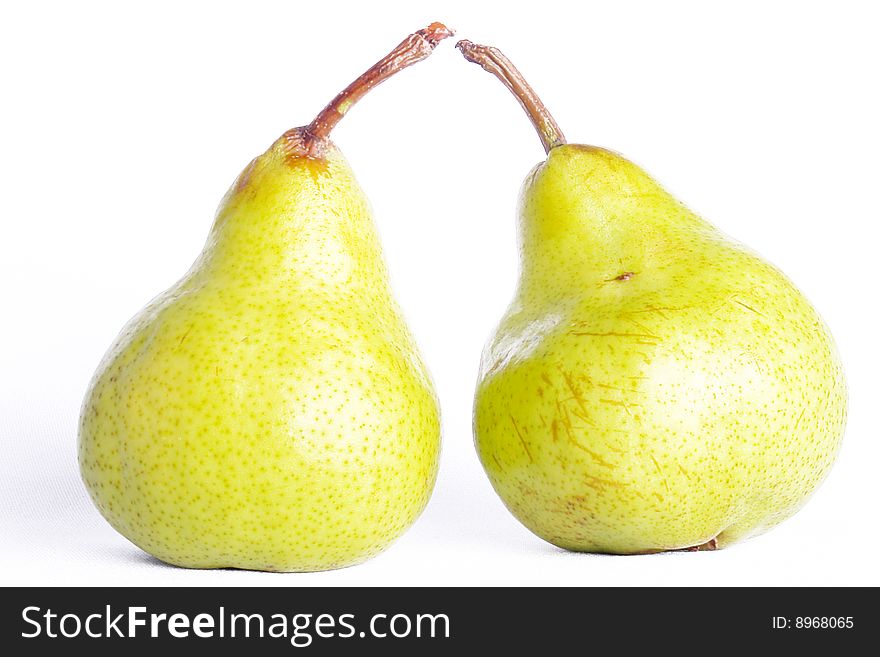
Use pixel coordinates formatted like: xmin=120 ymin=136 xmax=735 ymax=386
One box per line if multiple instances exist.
xmin=475 ymin=145 xmax=846 ymax=554
xmin=79 ymin=134 xmax=440 ymax=571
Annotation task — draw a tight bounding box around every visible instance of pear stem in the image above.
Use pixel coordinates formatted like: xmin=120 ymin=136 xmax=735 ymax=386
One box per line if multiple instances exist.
xmin=304 ymin=23 xmax=453 ymax=145
xmin=456 ymin=40 xmax=565 ymax=154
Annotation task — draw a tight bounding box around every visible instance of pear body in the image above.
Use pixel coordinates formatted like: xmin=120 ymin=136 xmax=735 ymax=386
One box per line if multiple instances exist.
xmin=79 ymin=135 xmax=440 ymax=571
xmin=475 ymin=145 xmax=846 ymax=553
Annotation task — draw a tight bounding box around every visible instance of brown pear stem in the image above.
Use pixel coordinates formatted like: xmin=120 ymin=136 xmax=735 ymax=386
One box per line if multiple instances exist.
xmin=304 ymin=22 xmax=453 ymax=145
xmin=456 ymin=40 xmax=565 ymax=154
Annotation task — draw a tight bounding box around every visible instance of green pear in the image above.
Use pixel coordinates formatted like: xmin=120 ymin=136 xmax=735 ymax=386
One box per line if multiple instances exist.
xmin=458 ymin=40 xmax=846 ymax=553
xmin=79 ymin=24 xmax=452 ymax=571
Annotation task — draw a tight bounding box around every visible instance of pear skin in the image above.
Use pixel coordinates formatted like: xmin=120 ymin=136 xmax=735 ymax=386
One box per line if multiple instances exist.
xmin=460 ymin=41 xmax=846 ymax=553
xmin=79 ymin=25 xmax=451 ymax=571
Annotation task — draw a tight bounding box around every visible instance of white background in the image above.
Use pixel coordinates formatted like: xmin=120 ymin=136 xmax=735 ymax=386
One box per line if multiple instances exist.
xmin=2 ymin=0 xmax=878 ymax=586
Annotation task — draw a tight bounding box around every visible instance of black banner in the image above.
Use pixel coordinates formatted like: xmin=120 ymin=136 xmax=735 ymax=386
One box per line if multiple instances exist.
xmin=0 ymin=587 xmax=869 ymax=653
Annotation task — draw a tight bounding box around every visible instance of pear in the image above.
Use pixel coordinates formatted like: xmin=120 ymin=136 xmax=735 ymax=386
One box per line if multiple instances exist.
xmin=458 ymin=40 xmax=846 ymax=553
xmin=79 ymin=24 xmax=452 ymax=571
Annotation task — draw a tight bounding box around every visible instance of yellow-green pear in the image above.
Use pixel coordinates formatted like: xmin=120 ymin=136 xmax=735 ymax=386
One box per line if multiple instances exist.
xmin=79 ymin=24 xmax=452 ymax=571
xmin=458 ymin=40 xmax=846 ymax=553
